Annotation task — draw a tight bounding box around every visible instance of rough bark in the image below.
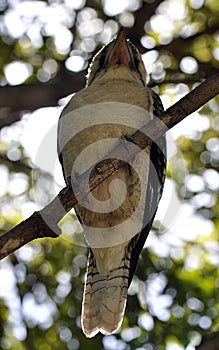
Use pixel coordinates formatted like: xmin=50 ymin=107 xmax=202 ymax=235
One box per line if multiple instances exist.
xmin=0 ymin=73 xmax=218 ymax=260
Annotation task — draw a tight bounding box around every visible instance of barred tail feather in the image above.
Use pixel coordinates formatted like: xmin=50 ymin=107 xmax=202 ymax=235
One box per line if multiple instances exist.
xmin=81 ymin=248 xmax=131 ymax=338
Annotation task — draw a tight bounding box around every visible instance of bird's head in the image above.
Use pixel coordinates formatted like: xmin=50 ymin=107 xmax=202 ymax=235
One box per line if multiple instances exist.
xmin=86 ymin=28 xmax=146 ymax=86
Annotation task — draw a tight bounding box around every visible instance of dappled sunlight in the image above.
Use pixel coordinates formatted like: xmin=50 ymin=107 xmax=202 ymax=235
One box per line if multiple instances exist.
xmin=0 ymin=0 xmax=219 ymax=349
xmin=4 ymin=61 xmax=33 ymax=85
xmin=180 ymin=57 xmax=199 ymax=74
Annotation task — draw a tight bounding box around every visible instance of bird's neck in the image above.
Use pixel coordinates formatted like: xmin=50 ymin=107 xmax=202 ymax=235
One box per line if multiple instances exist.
xmin=90 ymin=66 xmax=145 ymax=87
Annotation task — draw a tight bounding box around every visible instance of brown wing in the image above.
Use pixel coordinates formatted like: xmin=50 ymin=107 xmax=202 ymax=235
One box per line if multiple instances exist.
xmin=128 ymin=91 xmax=167 ymax=285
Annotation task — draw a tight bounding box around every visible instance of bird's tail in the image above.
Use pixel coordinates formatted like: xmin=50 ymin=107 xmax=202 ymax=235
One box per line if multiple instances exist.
xmin=81 ymin=246 xmax=131 ymax=338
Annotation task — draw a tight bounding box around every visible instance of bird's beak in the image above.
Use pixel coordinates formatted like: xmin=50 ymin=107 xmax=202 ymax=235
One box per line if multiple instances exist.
xmin=103 ymin=28 xmax=135 ymax=71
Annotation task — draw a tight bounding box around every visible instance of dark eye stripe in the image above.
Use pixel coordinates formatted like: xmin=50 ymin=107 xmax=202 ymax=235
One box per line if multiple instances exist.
xmin=128 ymin=42 xmax=145 ymax=86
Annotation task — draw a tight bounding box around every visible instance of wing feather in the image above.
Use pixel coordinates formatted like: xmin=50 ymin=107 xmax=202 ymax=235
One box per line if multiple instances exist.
xmin=128 ymin=91 xmax=166 ymax=285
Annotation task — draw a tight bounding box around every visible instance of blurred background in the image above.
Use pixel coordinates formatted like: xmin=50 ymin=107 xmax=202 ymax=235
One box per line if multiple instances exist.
xmin=0 ymin=0 xmax=219 ymax=349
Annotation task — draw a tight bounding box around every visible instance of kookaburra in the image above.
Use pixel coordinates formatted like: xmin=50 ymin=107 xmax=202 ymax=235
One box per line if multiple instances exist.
xmin=58 ymin=28 xmax=166 ymax=338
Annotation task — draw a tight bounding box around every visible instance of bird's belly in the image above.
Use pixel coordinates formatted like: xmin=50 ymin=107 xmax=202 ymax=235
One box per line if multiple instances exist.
xmin=59 ymin=102 xmax=152 ymax=176
xmin=58 ymin=102 xmax=152 ymax=247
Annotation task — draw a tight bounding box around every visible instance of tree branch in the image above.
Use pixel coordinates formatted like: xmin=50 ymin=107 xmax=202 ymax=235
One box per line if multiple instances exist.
xmin=0 ymin=73 xmax=219 ymax=260
xmin=196 ymin=331 xmax=219 ymax=350
xmin=0 ymin=67 xmax=86 ymax=129
xmin=0 ymin=153 xmax=33 ymax=174
xmin=1 ymin=17 xmax=219 ymax=130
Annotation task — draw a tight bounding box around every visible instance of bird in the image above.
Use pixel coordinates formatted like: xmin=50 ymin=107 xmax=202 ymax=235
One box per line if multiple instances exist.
xmin=57 ymin=27 xmax=166 ymax=338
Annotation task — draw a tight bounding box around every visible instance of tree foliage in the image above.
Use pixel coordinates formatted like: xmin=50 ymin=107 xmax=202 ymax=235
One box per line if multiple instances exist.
xmin=0 ymin=1 xmax=219 ymax=349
